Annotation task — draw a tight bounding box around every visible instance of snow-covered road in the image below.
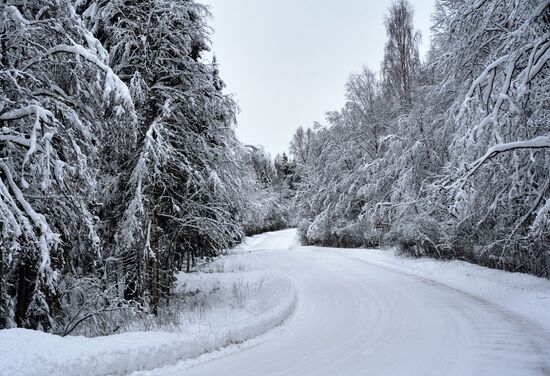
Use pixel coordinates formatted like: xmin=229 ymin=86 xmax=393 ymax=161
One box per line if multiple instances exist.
xmin=155 ymin=229 xmax=550 ymax=376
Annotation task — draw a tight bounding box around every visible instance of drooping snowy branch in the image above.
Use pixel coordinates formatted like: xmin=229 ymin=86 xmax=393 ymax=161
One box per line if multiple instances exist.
xmin=459 ymin=136 xmax=550 ymax=183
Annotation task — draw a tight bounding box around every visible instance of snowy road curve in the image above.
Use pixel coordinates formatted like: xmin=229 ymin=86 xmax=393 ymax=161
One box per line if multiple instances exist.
xmin=153 ymin=230 xmax=550 ymax=376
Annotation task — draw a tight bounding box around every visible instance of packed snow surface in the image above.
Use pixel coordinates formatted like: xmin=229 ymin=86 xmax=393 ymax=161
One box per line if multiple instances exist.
xmin=2 ymin=229 xmax=550 ymax=376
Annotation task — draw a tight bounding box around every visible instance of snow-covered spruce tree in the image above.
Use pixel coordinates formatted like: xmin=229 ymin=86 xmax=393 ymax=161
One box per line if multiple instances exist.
xmin=0 ymin=0 xmax=135 ymax=330
xmin=434 ymin=0 xmax=550 ymax=276
xmin=77 ymin=0 xmax=245 ymax=312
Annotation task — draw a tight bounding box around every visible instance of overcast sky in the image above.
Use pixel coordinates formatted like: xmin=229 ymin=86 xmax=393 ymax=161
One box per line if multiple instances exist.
xmin=203 ymin=0 xmax=436 ymax=156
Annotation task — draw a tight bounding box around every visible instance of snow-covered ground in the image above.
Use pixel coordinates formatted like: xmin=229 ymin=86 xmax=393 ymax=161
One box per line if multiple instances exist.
xmin=1 ymin=229 xmax=549 ymax=376
xmin=0 ymin=239 xmax=297 ymax=376
xmin=144 ymin=229 xmax=550 ymax=376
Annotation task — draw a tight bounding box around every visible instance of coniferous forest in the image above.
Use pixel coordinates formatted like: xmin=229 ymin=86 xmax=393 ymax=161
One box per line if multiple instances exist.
xmin=0 ymin=0 xmax=288 ymax=334
xmin=1 ymin=0 xmax=549 ymax=360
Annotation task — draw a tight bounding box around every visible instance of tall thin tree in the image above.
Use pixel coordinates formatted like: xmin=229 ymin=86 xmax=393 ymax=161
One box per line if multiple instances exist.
xmin=382 ymin=0 xmax=421 ymax=111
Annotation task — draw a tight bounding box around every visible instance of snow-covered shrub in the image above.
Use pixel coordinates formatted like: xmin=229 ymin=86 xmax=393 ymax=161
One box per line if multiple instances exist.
xmin=56 ymin=277 xmax=145 ymax=337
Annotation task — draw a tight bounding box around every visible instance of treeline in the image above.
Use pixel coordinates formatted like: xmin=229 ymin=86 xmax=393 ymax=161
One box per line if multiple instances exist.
xmin=0 ymin=0 xmax=278 ymax=335
xmin=290 ymin=0 xmax=550 ymax=277
xmin=243 ymin=149 xmax=297 ymax=236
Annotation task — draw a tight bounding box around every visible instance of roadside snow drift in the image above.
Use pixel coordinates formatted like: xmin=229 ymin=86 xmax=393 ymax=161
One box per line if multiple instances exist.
xmin=0 ymin=233 xmax=298 ymax=376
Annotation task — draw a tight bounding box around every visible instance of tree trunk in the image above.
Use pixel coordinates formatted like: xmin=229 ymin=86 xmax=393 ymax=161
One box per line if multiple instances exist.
xmin=150 ymin=209 xmax=159 ymax=315
xmin=15 ymin=261 xmax=32 ymax=327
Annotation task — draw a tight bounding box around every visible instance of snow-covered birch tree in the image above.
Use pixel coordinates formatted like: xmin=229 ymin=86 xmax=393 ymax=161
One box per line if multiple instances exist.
xmin=292 ymin=0 xmax=550 ymax=278
xmin=382 ymin=0 xmax=421 ymax=111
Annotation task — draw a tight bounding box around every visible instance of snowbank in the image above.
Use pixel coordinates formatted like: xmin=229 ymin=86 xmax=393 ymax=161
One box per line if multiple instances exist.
xmin=0 ymin=248 xmax=297 ymax=376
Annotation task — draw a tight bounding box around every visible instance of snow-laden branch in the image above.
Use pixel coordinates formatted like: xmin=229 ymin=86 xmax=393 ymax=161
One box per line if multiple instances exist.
xmin=459 ymin=135 xmax=550 ymax=183
xmin=4 ymin=5 xmax=30 ymax=26
xmin=0 ymin=135 xmax=31 ymax=147
xmin=22 ymin=44 xmax=135 ymax=116
xmin=23 ymin=44 xmax=107 ymax=72
xmin=457 ymin=54 xmax=510 ymax=121
xmin=0 ymin=104 xmax=57 ymax=163
xmin=0 ymin=162 xmax=59 ymax=276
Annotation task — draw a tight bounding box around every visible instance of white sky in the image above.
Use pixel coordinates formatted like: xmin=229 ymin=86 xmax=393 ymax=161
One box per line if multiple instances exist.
xmin=203 ymin=0 xmax=436 ymax=156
